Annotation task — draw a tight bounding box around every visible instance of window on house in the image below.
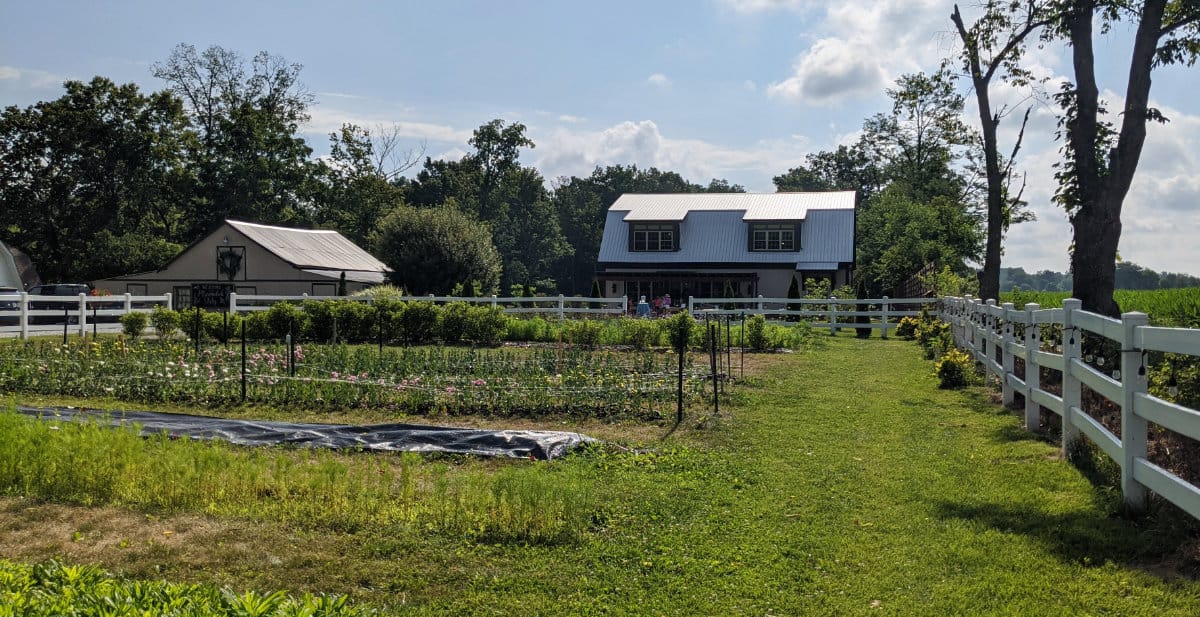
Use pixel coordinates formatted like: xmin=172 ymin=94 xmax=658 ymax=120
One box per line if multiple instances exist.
xmin=630 ymin=223 xmax=678 ymax=252
xmin=173 ymin=286 xmax=192 ymax=310
xmin=750 ymin=223 xmax=799 ymax=251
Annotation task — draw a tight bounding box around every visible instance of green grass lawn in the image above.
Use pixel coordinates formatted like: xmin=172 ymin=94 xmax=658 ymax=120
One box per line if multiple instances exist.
xmin=2 ymin=334 xmax=1199 ymax=615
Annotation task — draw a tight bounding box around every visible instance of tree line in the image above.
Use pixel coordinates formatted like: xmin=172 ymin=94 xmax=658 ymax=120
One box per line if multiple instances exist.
xmin=1002 ymin=263 xmax=1200 ymax=293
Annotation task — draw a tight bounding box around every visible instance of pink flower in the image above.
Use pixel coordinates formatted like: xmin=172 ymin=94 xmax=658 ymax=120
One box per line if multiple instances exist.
xmin=445 ymin=386 xmax=458 ymax=394
xmin=471 ymin=379 xmax=486 ymax=387
xmin=331 ymin=371 xmax=339 ymax=379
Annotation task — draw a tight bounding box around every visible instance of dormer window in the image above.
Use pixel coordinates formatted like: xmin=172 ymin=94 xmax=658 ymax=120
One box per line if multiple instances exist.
xmin=750 ymin=223 xmax=799 ymax=251
xmin=630 ymin=223 xmax=679 ymax=251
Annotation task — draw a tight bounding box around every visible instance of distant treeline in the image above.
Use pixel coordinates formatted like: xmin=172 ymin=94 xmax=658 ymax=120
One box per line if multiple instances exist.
xmin=1001 ymin=263 xmax=1200 ymax=292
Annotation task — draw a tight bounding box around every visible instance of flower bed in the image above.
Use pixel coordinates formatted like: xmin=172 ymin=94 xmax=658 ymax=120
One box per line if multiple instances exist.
xmin=0 ymin=339 xmax=708 ymax=419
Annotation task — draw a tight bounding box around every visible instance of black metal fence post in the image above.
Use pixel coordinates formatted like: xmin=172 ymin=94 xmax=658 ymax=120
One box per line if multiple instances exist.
xmin=62 ymin=307 xmax=68 ymax=344
xmin=709 ymin=320 xmax=719 ymax=416
xmin=740 ymin=312 xmax=745 ymax=379
xmin=194 ymin=305 xmax=201 ymax=357
xmin=241 ymin=319 xmax=247 ymax=402
xmin=92 ymin=306 xmax=97 ymax=338
xmin=288 ymin=316 xmax=295 ymax=377
xmin=377 ymin=306 xmax=384 ymax=355
xmin=676 ymin=323 xmax=685 ymax=425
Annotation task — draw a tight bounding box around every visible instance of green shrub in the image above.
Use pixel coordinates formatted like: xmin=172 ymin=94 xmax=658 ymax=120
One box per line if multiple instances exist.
xmin=265 ymin=302 xmax=306 ymax=340
xmin=440 ymin=302 xmax=470 ymax=343
xmin=178 ymin=308 xmax=202 ymax=340
xmin=564 ymin=319 xmax=603 ymax=347
xmin=935 ymin=348 xmax=975 ymax=389
xmin=201 ymin=310 xmax=237 ymax=343
xmin=663 ymin=312 xmax=697 ymax=350
xmin=896 ymin=316 xmax=920 ymax=339
xmin=506 ymin=317 xmax=553 ymax=342
xmin=401 ymin=301 xmax=440 ymax=343
xmin=332 ymin=300 xmax=377 ymax=343
xmin=623 ymin=318 xmax=661 ymax=350
xmin=119 ymin=311 xmax=148 ymax=339
xmin=242 ymin=310 xmax=271 ymax=340
xmin=148 ymin=306 xmax=179 ymax=340
xmin=302 ymin=299 xmax=336 ymax=341
xmin=746 ymin=314 xmax=768 ymax=351
xmin=465 ymin=305 xmax=508 ymax=345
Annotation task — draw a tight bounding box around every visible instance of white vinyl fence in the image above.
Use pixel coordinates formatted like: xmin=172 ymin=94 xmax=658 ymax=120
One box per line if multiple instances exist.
xmin=687 ymin=296 xmax=939 ymax=338
xmin=0 ymin=293 xmax=173 ymax=339
xmin=942 ymin=296 xmax=1200 ymax=520
xmin=228 ymin=293 xmax=624 ymax=319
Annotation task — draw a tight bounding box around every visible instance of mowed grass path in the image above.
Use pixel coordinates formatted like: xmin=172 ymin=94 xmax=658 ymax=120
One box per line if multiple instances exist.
xmin=413 ymin=335 xmax=1200 ymax=614
xmin=3 ymin=335 xmax=1200 ymax=614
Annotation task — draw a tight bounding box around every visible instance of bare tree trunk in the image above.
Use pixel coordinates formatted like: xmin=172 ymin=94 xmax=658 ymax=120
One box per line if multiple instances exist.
xmin=1069 ymin=203 xmax=1122 ymax=317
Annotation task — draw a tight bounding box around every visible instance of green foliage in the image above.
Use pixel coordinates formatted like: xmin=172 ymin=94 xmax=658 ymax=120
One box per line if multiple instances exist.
xmin=465 ymin=305 xmax=507 ymax=346
xmin=372 ymin=204 xmax=501 ymax=295
xmin=119 ymin=311 xmax=148 ymax=339
xmin=399 ymin=301 xmax=439 ymax=343
xmin=746 ymin=314 xmax=768 ymax=351
xmin=265 ymin=302 xmax=306 ymax=340
xmin=622 ymin=318 xmax=661 ymax=350
xmin=0 ymin=559 xmax=372 ymax=616
xmin=439 ymin=302 xmax=470 ymax=343
xmin=149 ymin=305 xmax=180 ymax=340
xmin=935 ymin=348 xmax=975 ymax=389
xmin=564 ymin=319 xmax=603 ymax=347
xmin=663 ymin=311 xmax=696 ymax=350
xmin=920 ymin=265 xmax=979 ymax=298
xmin=896 ymin=316 xmax=921 ymax=339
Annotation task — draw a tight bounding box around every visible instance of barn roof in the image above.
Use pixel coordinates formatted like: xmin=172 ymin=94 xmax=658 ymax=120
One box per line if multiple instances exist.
xmin=226 ymin=220 xmax=389 ymax=273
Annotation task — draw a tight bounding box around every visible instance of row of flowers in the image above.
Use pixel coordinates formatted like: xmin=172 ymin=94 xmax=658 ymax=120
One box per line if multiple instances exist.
xmin=0 ymin=339 xmax=708 ymax=418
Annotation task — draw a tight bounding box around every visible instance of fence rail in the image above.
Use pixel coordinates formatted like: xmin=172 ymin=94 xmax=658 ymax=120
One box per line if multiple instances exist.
xmin=942 ymin=296 xmax=1200 ymax=521
xmin=0 ymin=293 xmax=172 ymax=339
xmin=229 ymin=293 xmax=625 ymax=319
xmin=687 ymin=296 xmax=939 ymax=338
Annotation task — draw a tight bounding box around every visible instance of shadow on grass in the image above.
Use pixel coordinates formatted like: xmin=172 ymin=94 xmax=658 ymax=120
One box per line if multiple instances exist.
xmin=929 ymin=497 xmax=1190 ymax=575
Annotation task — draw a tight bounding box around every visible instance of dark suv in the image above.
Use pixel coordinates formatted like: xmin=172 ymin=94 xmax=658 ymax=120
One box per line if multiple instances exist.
xmin=0 ymin=286 xmax=19 ymax=326
xmin=29 ymin=283 xmax=92 ymax=324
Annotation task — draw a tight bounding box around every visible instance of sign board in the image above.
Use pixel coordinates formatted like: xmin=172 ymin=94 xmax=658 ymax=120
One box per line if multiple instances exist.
xmin=191 ymin=283 xmax=233 ymax=310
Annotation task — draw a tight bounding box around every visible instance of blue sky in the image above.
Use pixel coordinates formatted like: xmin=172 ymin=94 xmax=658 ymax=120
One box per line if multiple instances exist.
xmin=3 ymin=0 xmax=1198 ymax=275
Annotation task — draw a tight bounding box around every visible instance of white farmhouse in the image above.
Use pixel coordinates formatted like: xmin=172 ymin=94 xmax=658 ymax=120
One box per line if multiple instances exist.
xmin=595 ymin=192 xmax=855 ymax=303
xmin=93 ymin=220 xmax=390 ymax=308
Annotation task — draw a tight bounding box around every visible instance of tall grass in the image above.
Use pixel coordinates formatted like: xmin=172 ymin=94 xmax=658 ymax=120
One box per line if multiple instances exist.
xmin=1000 ymin=287 xmax=1200 ymax=326
xmin=0 ymin=407 xmax=592 ymax=544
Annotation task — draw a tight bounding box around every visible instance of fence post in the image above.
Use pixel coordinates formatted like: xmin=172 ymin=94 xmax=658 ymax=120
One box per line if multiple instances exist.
xmin=123 ymin=293 xmax=133 ymax=315
xmin=163 ymin=292 xmax=173 ymax=311
xmin=881 ymin=296 xmax=890 ymax=340
xmin=229 ymin=292 xmax=238 ymax=314
xmin=558 ymin=294 xmax=565 ymax=321
xmin=757 ymin=294 xmax=764 ymax=312
xmin=829 ymin=296 xmax=837 ymax=336
xmin=1121 ymin=311 xmax=1150 ymax=511
xmin=984 ymin=300 xmax=998 ymax=374
xmin=1001 ymin=302 xmax=1015 ymax=406
xmin=688 ymin=296 xmax=694 ymax=315
xmin=1023 ymin=303 xmax=1040 ymax=431
xmin=18 ymin=292 xmax=28 ymax=339
xmin=77 ymin=293 xmax=88 ymax=337
xmin=491 ymin=294 xmax=498 ymax=310
xmin=1061 ymin=298 xmax=1082 ymax=457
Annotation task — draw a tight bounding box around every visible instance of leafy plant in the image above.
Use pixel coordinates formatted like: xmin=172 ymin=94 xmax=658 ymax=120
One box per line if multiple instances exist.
xmin=935 ymin=348 xmax=975 ymax=389
xmin=119 ymin=311 xmax=148 ymax=339
xmin=746 ymin=314 xmax=768 ymax=351
xmin=149 ymin=305 xmax=180 ymax=340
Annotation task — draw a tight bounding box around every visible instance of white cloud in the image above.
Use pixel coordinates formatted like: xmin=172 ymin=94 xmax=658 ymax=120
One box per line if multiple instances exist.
xmin=717 ymin=0 xmax=810 ymax=12
xmin=0 ymin=66 xmax=19 ymax=80
xmin=0 ymin=65 xmax=65 ymax=89
xmin=558 ymin=114 xmax=585 ymax=123
xmin=532 ymin=119 xmax=809 ymax=191
xmin=743 ymin=79 xmax=757 ymax=91
xmin=766 ymin=0 xmax=949 ymax=106
xmin=305 ymin=105 xmax=471 ymax=144
xmin=647 ymin=73 xmax=671 ymax=87
xmin=433 ymin=147 xmax=469 ymax=162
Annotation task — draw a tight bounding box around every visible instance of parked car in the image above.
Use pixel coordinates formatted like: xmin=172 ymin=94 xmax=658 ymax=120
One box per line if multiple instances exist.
xmin=29 ymin=283 xmax=92 ymax=324
xmin=0 ymin=286 xmax=19 ymax=326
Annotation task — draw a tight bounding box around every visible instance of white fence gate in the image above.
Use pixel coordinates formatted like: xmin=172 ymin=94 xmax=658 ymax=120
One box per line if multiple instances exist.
xmin=942 ymin=296 xmax=1200 ymax=520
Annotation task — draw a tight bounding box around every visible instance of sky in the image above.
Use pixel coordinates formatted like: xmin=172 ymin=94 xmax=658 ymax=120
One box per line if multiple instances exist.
xmin=2 ymin=0 xmax=1198 ymax=276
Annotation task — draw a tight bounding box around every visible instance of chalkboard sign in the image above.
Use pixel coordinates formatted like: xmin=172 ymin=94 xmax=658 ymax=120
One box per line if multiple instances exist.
xmin=191 ymin=283 xmax=233 ymax=310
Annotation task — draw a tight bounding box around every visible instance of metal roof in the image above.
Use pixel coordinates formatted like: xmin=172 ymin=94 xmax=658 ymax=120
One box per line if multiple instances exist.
xmin=597 ymin=208 xmax=854 ymax=266
xmin=228 ymin=220 xmax=390 ymax=273
xmin=610 ymin=191 xmax=855 ymax=222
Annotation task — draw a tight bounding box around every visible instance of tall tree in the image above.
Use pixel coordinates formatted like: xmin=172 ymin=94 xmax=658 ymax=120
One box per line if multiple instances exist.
xmin=951 ymin=1 xmax=1049 ymax=302
xmin=314 ymin=124 xmax=407 ymax=246
xmin=0 ymin=77 xmax=190 ymax=281
xmin=406 ymin=120 xmax=570 ymax=292
xmin=773 ymin=144 xmax=884 ymax=204
xmin=153 ymin=43 xmax=317 ymax=234
xmin=1047 ymin=1 xmax=1200 ymax=315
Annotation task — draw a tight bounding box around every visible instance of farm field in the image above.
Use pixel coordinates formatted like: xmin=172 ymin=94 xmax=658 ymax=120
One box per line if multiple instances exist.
xmin=2 ymin=334 xmax=1200 ymax=614
xmin=1000 ymin=287 xmax=1200 ymax=326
